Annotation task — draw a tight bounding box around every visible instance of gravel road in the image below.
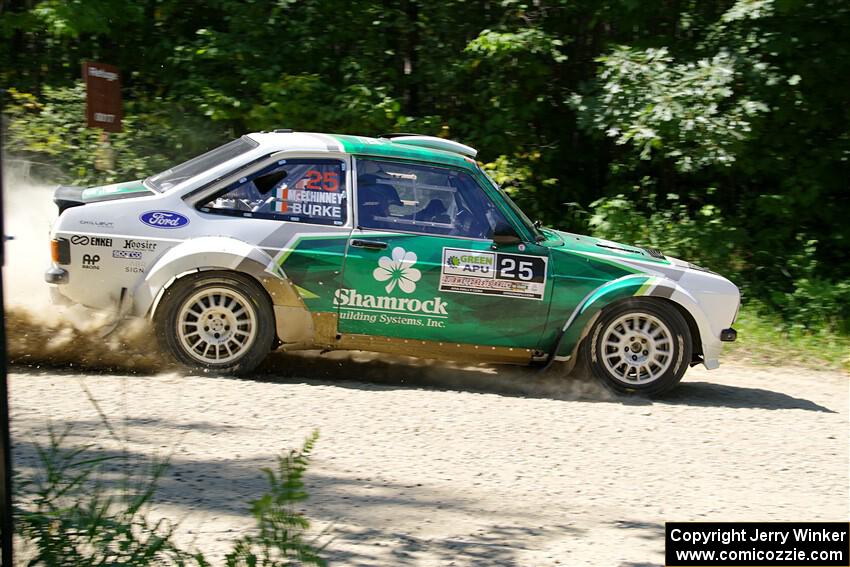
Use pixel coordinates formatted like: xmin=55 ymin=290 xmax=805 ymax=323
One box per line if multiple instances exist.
xmin=9 ymin=353 xmax=849 ymax=566
xmin=6 ymin=166 xmax=846 ymax=565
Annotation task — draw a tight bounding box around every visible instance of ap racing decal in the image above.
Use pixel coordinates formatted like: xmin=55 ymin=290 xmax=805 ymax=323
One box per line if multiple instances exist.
xmin=440 ymin=247 xmax=548 ymax=300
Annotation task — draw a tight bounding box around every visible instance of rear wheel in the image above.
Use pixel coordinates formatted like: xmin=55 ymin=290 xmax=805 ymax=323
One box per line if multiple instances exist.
xmin=582 ymin=299 xmax=691 ymax=396
xmin=155 ymin=272 xmax=274 ymax=374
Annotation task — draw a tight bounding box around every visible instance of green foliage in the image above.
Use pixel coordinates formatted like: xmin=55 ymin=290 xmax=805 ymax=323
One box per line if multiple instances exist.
xmin=481 ymin=153 xmax=563 ymax=225
xmin=728 ymin=303 xmax=850 ymax=372
xmin=15 ymin=427 xmax=189 ymax=566
xmin=589 ymin=190 xmax=740 ymax=276
xmin=224 ymin=430 xmax=326 ymax=567
xmin=571 ymin=0 xmax=789 ymax=172
xmin=571 ymin=46 xmax=769 ymax=171
xmin=760 ymin=238 xmax=850 ymax=334
xmin=16 ymin=428 xmax=326 ymax=566
xmin=466 ymin=28 xmax=567 ymax=62
xmin=4 ymin=84 xmax=229 ymax=186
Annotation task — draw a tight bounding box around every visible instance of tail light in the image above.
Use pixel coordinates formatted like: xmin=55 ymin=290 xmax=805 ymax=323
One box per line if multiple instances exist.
xmin=51 ymin=238 xmax=71 ymax=264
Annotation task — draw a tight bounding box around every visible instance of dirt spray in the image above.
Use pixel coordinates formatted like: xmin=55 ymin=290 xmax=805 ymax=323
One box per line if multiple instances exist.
xmin=3 ymin=164 xmax=162 ymax=372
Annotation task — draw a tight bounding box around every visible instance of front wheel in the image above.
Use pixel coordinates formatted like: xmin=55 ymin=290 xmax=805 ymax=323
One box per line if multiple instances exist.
xmin=155 ymin=272 xmax=275 ymax=374
xmin=582 ymin=299 xmax=692 ymax=396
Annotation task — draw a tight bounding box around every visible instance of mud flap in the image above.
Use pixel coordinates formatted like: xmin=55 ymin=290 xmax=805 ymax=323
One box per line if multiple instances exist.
xmin=98 ymin=287 xmax=132 ymax=338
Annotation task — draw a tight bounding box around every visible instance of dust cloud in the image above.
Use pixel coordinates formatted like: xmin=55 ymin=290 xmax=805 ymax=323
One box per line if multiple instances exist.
xmin=2 ymin=162 xmax=162 ymax=372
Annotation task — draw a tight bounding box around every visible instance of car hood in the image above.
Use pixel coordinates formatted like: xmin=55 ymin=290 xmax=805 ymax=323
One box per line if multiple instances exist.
xmin=539 ymin=228 xmax=670 ymax=266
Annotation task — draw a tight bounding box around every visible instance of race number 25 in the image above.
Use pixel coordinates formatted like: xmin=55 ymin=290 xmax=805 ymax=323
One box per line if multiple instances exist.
xmin=496 ymin=253 xmax=546 ymax=283
xmin=305 ymin=170 xmax=340 ymax=191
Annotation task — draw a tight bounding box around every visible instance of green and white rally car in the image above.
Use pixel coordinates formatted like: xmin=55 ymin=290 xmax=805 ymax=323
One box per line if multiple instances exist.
xmin=45 ymin=131 xmax=739 ymax=395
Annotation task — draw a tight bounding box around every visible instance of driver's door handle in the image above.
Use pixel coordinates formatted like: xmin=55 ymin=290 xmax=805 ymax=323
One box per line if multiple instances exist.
xmin=351 ymin=239 xmax=388 ymax=250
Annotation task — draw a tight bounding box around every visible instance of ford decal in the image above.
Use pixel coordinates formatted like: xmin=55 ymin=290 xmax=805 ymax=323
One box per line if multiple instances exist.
xmin=139 ymin=211 xmax=190 ymax=229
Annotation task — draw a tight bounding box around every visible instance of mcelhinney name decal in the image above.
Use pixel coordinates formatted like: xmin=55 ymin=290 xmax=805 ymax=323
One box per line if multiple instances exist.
xmin=440 ymin=247 xmax=548 ymax=300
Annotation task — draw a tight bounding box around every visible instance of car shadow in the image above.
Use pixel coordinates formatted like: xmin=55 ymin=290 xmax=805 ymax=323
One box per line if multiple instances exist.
xmin=10 ymin=348 xmax=836 ymax=413
xmin=658 ymin=380 xmax=836 ymax=412
xmin=245 ymin=350 xmax=836 ymax=412
xmin=252 ymin=349 xmax=622 ymax=402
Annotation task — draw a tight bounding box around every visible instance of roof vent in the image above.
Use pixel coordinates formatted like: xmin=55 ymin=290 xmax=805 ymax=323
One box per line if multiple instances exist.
xmin=644 ymin=247 xmax=666 ymax=259
xmin=380 ymin=134 xmax=478 ymax=158
xmin=596 ymin=243 xmax=643 ymax=255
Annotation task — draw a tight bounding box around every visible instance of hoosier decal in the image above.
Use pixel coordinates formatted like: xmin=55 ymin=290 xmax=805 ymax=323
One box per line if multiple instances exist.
xmin=440 ymin=247 xmax=548 ymax=300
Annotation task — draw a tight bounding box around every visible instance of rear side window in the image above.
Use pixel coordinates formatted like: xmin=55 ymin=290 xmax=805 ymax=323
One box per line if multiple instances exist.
xmin=148 ymin=136 xmax=258 ymax=192
xmin=355 ymin=159 xmax=507 ymax=239
xmin=200 ymin=158 xmax=347 ymax=226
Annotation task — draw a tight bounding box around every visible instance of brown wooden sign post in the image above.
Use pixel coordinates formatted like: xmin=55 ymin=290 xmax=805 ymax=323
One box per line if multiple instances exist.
xmin=82 ymin=61 xmax=122 ymax=170
xmin=82 ymin=61 xmax=123 ymax=132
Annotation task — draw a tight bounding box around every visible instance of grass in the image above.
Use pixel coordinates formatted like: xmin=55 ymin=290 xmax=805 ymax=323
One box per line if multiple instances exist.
xmin=724 ymin=304 xmax=850 ymax=373
xmin=16 ymin=427 xmax=326 ymax=566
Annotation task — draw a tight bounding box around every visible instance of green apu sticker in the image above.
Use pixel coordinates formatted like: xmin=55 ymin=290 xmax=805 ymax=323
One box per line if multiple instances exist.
xmin=439 ymin=247 xmax=547 ymax=300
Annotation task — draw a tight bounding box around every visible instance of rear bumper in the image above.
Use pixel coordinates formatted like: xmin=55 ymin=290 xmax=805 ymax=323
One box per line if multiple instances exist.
xmin=44 ymin=265 xmax=69 ymax=284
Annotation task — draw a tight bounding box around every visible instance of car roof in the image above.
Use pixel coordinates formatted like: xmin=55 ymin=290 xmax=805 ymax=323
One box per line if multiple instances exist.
xmin=246 ymin=131 xmax=478 ymax=171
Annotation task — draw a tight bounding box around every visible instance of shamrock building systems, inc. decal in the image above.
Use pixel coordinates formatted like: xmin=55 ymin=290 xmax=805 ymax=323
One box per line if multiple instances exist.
xmin=334 ymin=247 xmax=449 ymax=328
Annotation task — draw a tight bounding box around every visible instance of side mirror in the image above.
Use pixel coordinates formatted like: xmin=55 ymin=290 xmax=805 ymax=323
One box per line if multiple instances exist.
xmin=492 ymin=222 xmax=522 ymax=246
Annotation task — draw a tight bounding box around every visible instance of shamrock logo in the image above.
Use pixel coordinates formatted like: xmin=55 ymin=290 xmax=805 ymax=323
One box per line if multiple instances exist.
xmin=373 ymin=246 xmax=421 ymax=294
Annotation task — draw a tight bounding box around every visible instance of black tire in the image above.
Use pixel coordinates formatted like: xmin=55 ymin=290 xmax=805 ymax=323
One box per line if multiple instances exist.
xmin=155 ymin=271 xmax=275 ymax=375
xmin=581 ymin=298 xmax=692 ymax=396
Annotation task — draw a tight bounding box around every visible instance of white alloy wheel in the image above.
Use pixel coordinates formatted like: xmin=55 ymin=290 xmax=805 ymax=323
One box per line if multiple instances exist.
xmin=599 ymin=312 xmax=674 ymax=385
xmin=581 ymin=299 xmax=692 ymax=396
xmin=176 ymin=287 xmax=257 ymax=364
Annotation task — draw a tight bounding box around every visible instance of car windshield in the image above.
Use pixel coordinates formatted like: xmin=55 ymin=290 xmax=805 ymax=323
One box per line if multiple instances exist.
xmin=478 ymin=167 xmax=544 ymax=241
xmin=146 ymin=136 xmax=258 ymax=192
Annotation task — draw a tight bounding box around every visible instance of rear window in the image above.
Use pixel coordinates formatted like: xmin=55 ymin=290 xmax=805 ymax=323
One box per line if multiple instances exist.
xmin=147 ymin=136 xmax=258 ymax=192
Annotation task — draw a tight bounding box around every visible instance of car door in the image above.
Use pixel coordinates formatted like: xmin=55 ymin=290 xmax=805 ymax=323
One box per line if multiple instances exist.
xmin=337 ymin=158 xmax=552 ymax=349
xmin=196 ymin=154 xmax=353 ymax=320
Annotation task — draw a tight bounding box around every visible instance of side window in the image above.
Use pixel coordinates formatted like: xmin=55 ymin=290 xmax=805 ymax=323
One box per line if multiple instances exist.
xmin=200 ymin=158 xmax=347 ymax=226
xmin=355 ymin=159 xmax=508 ymax=239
